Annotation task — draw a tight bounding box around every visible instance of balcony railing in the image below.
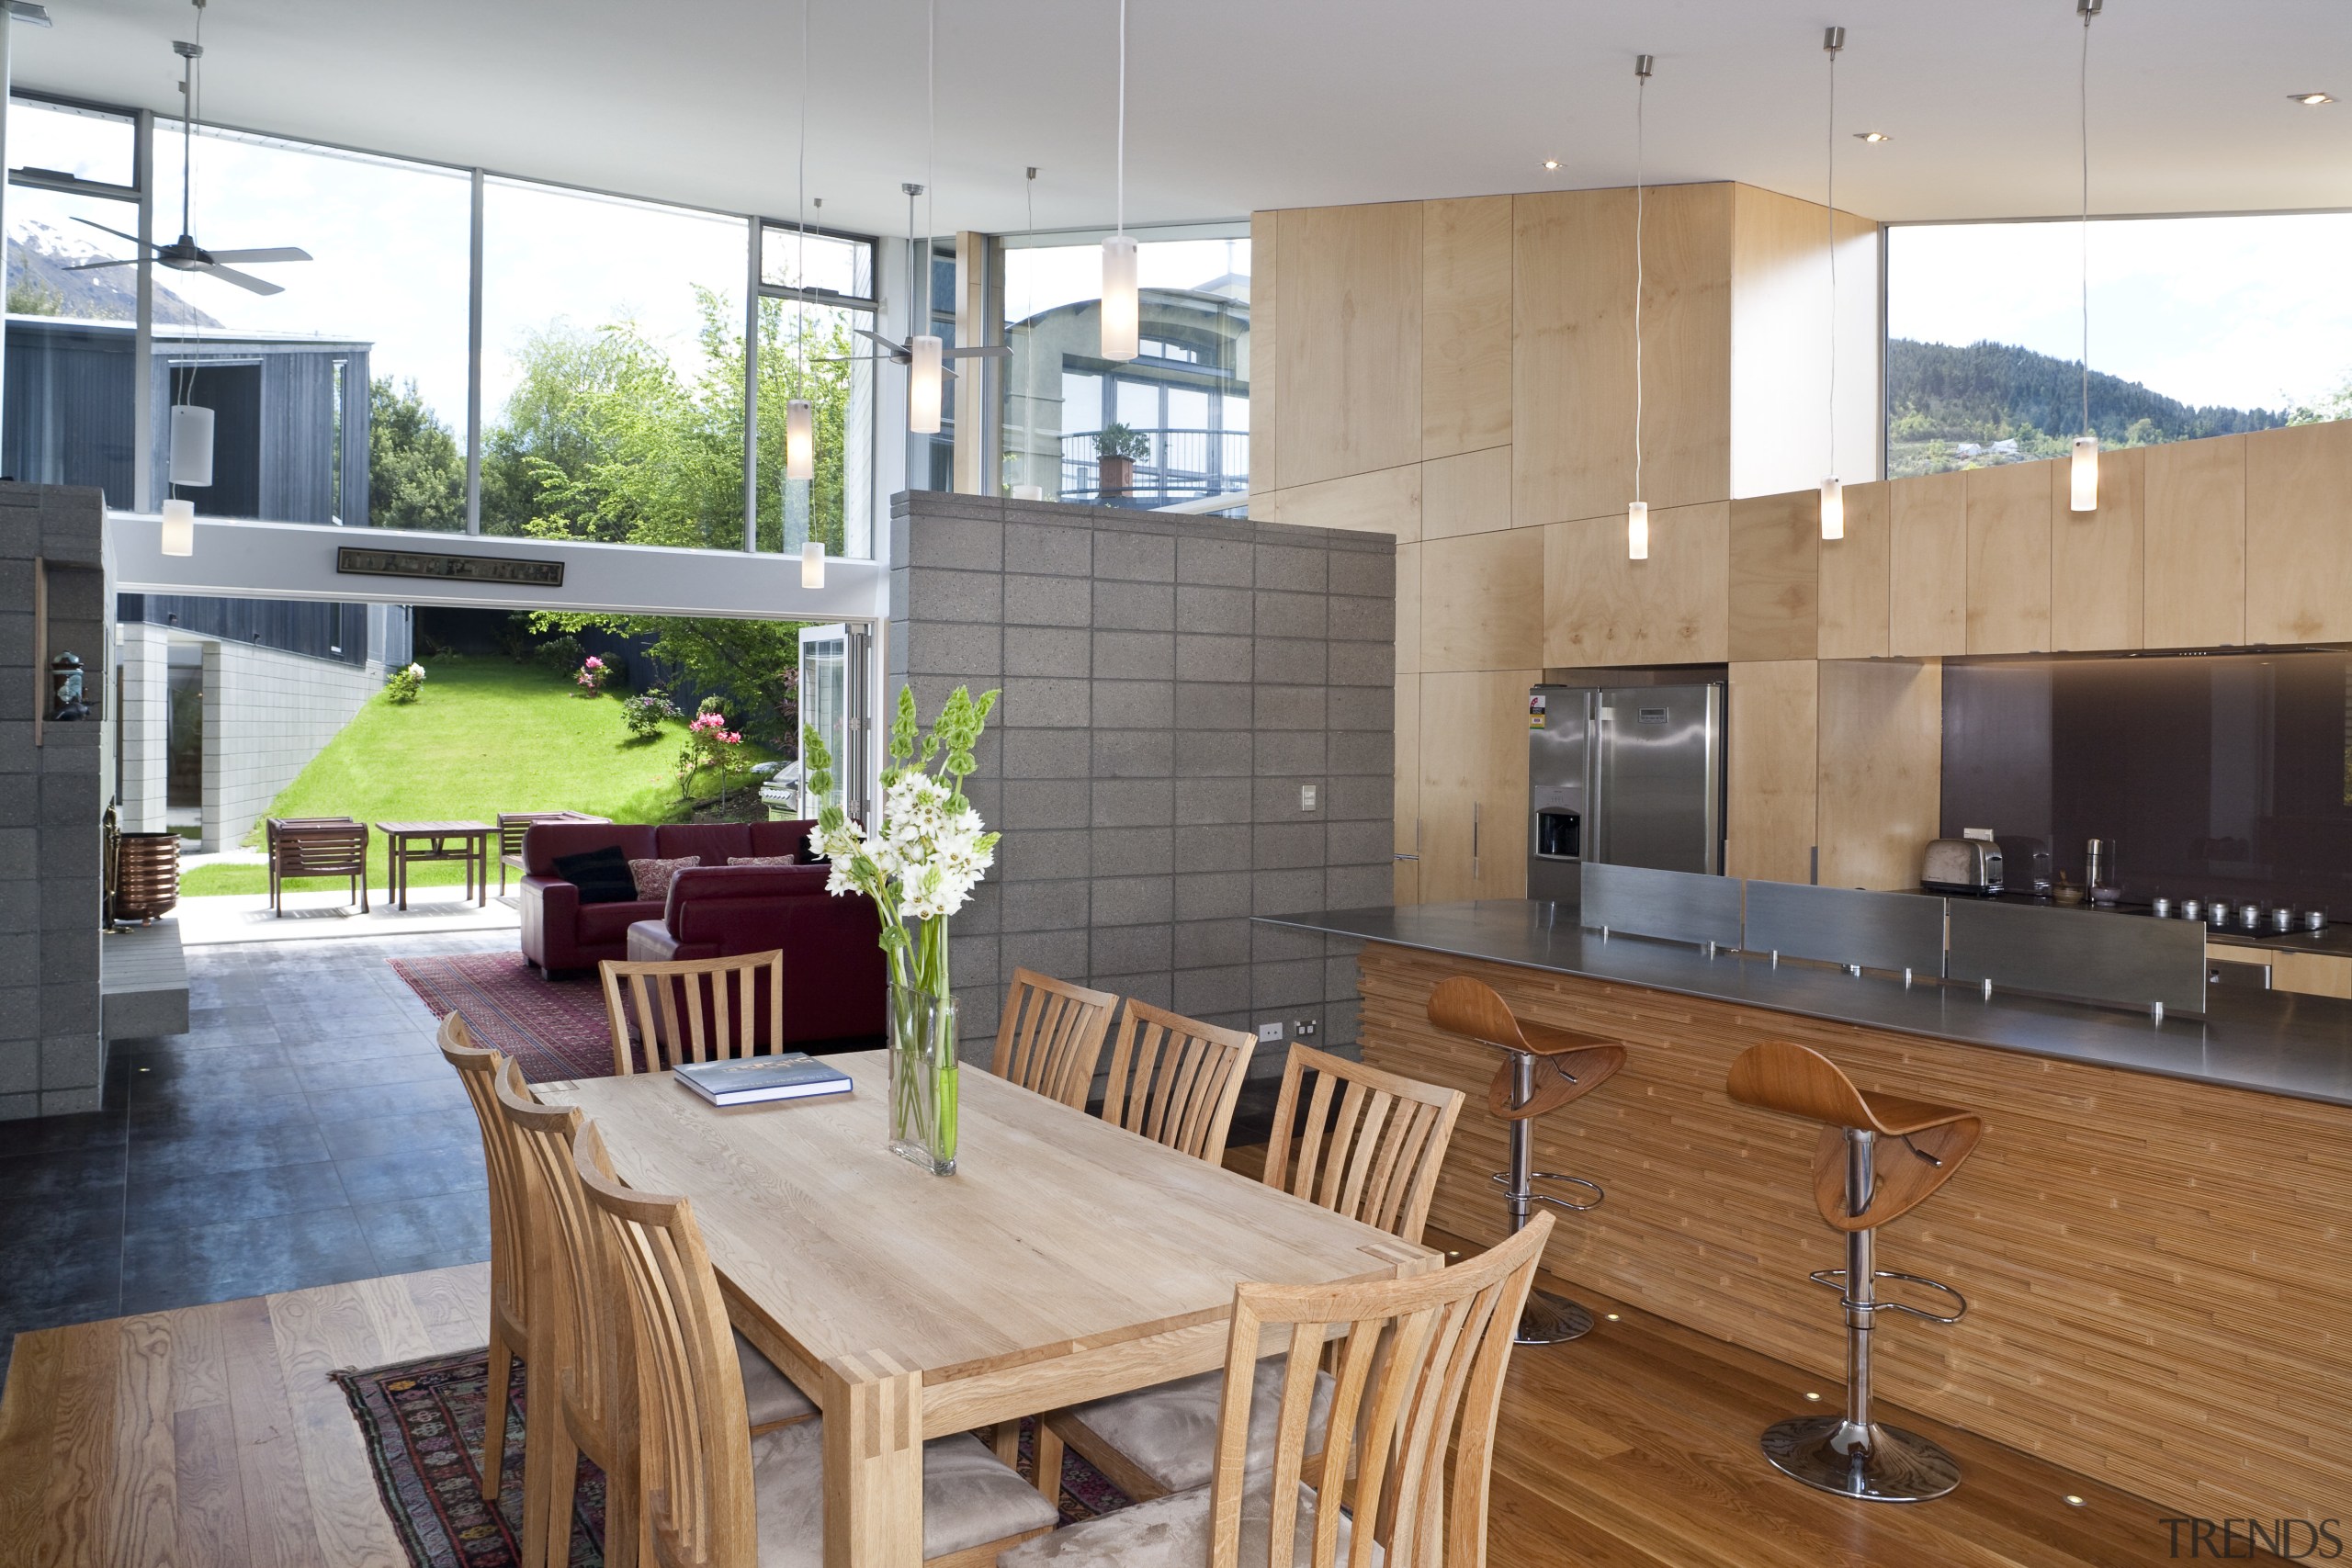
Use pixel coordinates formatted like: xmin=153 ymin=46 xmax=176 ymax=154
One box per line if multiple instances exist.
xmin=1058 ymin=428 xmax=1248 ymax=507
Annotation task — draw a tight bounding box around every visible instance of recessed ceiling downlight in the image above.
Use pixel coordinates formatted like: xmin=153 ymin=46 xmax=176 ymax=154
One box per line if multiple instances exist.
xmin=2290 ymin=92 xmax=2335 ymax=106
xmin=1854 ymin=130 xmax=1891 ymax=142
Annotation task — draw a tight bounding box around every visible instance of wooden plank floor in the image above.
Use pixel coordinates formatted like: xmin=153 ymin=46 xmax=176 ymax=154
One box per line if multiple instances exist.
xmin=0 ymin=1249 xmax=2284 ymax=1568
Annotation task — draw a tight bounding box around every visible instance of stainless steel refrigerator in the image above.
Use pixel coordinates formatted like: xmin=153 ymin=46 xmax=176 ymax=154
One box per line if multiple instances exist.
xmin=1526 ymin=682 xmax=1725 ymax=907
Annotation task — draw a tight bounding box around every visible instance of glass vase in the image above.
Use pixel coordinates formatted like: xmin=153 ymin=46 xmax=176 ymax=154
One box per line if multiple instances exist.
xmin=887 ymin=985 xmax=959 ymax=1176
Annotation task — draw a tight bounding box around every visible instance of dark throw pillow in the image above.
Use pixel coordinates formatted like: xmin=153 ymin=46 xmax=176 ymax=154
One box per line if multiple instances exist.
xmin=551 ymin=843 xmax=637 ymax=905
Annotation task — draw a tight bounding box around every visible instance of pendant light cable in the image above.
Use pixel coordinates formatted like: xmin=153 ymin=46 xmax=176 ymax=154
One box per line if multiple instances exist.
xmin=1826 ymin=28 xmax=1840 ymax=482
xmin=926 ymin=0 xmax=936 ymax=266
xmin=1634 ymin=55 xmax=1649 ymax=506
xmin=1116 ymin=0 xmax=1126 ymax=238
xmin=2078 ymin=0 xmax=2092 ymax=440
xmin=797 ymin=0 xmax=808 ymax=384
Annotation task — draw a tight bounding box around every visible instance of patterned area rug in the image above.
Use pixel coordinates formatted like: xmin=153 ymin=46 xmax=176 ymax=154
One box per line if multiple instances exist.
xmin=336 ymin=1348 xmax=1134 ymax=1568
xmin=388 ymin=952 xmax=614 ymax=1082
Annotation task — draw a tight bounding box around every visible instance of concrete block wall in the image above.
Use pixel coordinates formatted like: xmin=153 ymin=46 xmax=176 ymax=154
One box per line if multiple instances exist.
xmin=116 ymin=622 xmax=171 ymax=834
xmin=200 ymin=640 xmax=381 ymax=851
xmin=888 ymin=491 xmax=1396 ymax=1072
xmin=0 ymin=482 xmax=108 ymax=1119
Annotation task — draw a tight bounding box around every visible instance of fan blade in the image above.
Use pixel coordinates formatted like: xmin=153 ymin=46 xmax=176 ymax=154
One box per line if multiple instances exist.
xmin=62 ymin=258 xmax=141 ymax=272
xmin=854 ymin=326 xmax=909 ymax=357
xmin=201 ymin=262 xmax=286 ymax=296
xmin=814 ymin=354 xmax=895 ymax=364
xmin=204 ymin=246 xmax=312 ymax=264
xmin=72 ymin=215 xmax=152 ymax=248
xmin=942 ymin=345 xmax=1011 ymax=360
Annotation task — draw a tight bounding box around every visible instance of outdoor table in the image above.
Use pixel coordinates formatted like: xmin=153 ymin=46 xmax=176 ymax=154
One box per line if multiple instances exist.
xmin=376 ymin=819 xmax=494 ymax=909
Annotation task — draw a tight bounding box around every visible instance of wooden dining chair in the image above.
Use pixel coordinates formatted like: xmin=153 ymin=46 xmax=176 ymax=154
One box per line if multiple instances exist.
xmin=598 ymin=950 xmax=785 ymax=1077
xmin=494 ymin=1063 xmax=817 ymax=1568
xmin=1005 ymin=1213 xmax=1554 ymax=1568
xmin=991 ymin=966 xmax=1118 ymax=1108
xmin=435 ymin=1012 xmax=529 ymax=1504
xmin=1036 ymin=1042 xmax=1468 ymax=1504
xmin=569 ymin=1120 xmax=1062 ymax=1568
xmin=1096 ymin=998 xmax=1259 ymax=1165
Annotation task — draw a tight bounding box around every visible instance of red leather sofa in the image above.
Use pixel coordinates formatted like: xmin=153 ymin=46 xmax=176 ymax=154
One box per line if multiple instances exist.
xmin=627 ymin=865 xmax=888 ymax=1047
xmin=518 ymin=819 xmax=819 ymax=975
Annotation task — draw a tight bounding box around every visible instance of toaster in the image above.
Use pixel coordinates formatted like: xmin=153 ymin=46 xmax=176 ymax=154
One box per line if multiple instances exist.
xmin=1921 ymin=838 xmax=2004 ymax=896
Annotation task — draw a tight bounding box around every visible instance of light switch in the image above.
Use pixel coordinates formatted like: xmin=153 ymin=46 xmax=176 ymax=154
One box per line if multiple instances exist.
xmin=1300 ymin=784 xmax=1318 ymax=811
xmin=1256 ymin=1022 xmax=1285 ymax=1043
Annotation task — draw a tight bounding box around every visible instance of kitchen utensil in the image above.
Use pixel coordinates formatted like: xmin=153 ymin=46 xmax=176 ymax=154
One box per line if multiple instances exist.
xmin=2272 ymin=907 xmax=2296 ymax=935
xmin=2239 ymin=902 xmax=2262 ymax=931
xmin=2152 ymin=897 xmax=2174 ymax=919
xmin=2308 ymin=909 xmax=2330 ymax=933
xmin=2180 ymin=898 xmax=2202 ymax=921
xmin=1921 ymin=839 xmax=2004 ymax=896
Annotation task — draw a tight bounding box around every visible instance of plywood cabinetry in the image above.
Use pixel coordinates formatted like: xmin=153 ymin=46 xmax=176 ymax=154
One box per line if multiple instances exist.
xmin=1887 ymin=471 xmax=1967 ymax=657
xmin=1727 ymin=187 xmax=1882 ymax=500
xmin=2246 ymin=419 xmax=2352 ymax=644
xmin=1248 ymin=209 xmax=1280 ymax=497
xmin=1963 ymin=461 xmax=2053 ymax=654
xmin=1417 ymin=669 xmax=1536 ymax=903
xmin=1393 ymin=665 xmax=1420 ymax=905
xmin=2049 ymin=443 xmax=2143 ymax=652
xmin=1420 ymin=528 xmax=1544 ymax=671
xmin=1724 ymin=660 xmax=1817 ymax=885
xmin=1261 ymin=463 xmax=1423 ymax=538
xmin=1543 ymin=502 xmax=1731 ymax=667
xmin=1272 ymin=202 xmax=1423 ymax=490
xmin=1816 ymin=659 xmax=1941 ymax=890
xmin=2143 ymin=434 xmax=2245 ymax=649
xmin=1420 ymin=446 xmax=1511 ymax=540
xmin=1817 ymin=479 xmax=1890 ymax=659
xmin=1421 ymin=197 xmax=1513 ymax=460
xmin=1727 ymin=490 xmax=1819 ymax=662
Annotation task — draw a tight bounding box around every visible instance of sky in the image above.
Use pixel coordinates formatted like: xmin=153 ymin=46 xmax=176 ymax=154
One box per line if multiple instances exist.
xmin=1888 ymin=212 xmax=2352 ymax=415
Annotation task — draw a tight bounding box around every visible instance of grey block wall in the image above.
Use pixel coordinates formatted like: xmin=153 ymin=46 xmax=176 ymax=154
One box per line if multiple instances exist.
xmin=888 ymin=491 xmax=1394 ymax=1073
xmin=0 ymin=483 xmax=108 ymax=1120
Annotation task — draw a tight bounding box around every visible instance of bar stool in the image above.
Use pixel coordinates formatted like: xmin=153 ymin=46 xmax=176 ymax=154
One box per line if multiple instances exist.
xmin=1426 ymin=976 xmax=1625 ymax=1344
xmin=1726 ymin=1041 xmax=1983 ymax=1503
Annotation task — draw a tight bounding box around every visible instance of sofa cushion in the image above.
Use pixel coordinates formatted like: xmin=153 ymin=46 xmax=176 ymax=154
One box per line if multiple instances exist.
xmin=552 ymin=844 xmax=637 ymax=905
xmin=746 ymin=819 xmax=820 ymax=862
xmin=579 ymin=898 xmax=663 ymax=945
xmin=728 ymin=855 xmax=797 ymax=868
xmin=652 ymin=823 xmax=757 ymax=867
xmin=628 ymin=855 xmax=701 ymax=901
xmin=526 ymin=821 xmax=658 ymax=876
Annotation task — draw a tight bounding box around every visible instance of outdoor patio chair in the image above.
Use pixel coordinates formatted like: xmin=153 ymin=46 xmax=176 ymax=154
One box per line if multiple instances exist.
xmin=496 ymin=809 xmax=608 ymax=894
xmin=266 ymin=816 xmax=370 ymax=916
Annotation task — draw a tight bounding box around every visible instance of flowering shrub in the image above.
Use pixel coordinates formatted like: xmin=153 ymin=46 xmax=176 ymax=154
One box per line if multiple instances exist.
xmin=574 ymin=655 xmax=608 ymax=696
xmin=384 ymin=662 xmax=426 ymax=705
xmin=620 ymin=688 xmax=680 ymax=740
xmin=676 ymin=711 xmax=751 ymax=808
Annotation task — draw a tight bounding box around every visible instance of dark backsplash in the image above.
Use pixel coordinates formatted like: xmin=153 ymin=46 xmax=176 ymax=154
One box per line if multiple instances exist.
xmin=1940 ymin=651 xmax=2352 ymax=917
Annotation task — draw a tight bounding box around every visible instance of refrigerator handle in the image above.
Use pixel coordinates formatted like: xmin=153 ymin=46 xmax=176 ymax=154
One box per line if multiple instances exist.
xmin=1472 ymin=801 xmax=1481 ymax=881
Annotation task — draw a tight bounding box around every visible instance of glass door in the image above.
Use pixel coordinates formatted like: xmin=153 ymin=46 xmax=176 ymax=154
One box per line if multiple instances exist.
xmin=796 ymin=623 xmax=872 ymax=821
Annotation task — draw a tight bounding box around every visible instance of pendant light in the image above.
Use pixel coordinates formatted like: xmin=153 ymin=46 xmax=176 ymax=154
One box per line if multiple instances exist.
xmin=159 ymin=498 xmax=195 ymax=557
xmin=2071 ymin=0 xmax=2100 ymax=511
xmin=907 ymin=0 xmax=944 ymax=435
xmin=784 ymin=0 xmax=815 ymax=482
xmin=1100 ymin=0 xmax=1138 ymax=361
xmin=164 ymin=4 xmax=215 ymax=497
xmin=1819 ymin=27 xmax=1845 ymax=542
xmin=1627 ymin=54 xmax=1653 ymax=561
xmin=168 ymin=400 xmax=214 ymax=487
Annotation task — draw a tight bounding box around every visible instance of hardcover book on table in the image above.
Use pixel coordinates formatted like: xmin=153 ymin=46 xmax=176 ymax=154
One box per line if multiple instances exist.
xmin=674 ymin=1053 xmax=853 ymax=1106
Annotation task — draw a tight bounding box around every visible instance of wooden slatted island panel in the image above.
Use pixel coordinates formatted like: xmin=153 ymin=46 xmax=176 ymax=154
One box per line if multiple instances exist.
xmin=1303 ymin=911 xmax=2352 ymax=1529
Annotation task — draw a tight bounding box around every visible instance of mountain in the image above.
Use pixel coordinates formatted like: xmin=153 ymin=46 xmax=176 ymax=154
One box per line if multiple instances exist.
xmin=6 ymin=217 xmax=220 ymax=327
xmin=1888 ymin=337 xmax=2284 ymax=477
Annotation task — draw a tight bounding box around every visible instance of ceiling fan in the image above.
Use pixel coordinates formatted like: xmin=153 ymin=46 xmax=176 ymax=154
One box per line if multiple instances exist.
xmin=66 ymin=0 xmax=311 ymax=297
xmin=823 ymin=186 xmax=1009 ymax=377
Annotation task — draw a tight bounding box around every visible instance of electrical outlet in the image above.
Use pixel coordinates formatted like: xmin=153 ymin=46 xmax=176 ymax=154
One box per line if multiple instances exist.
xmin=1300 ymin=784 xmax=1318 ymax=811
xmin=1255 ymin=1021 xmax=1285 ymax=1043
xmin=1293 ymin=1018 xmax=1318 ymax=1038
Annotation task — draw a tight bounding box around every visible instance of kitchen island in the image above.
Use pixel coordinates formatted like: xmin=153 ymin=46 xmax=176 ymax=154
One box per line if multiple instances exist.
xmin=1260 ymin=898 xmax=2352 ymax=1529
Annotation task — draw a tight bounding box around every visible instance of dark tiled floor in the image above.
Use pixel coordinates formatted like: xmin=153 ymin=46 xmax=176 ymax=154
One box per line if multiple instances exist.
xmin=0 ymin=930 xmax=507 ymax=1387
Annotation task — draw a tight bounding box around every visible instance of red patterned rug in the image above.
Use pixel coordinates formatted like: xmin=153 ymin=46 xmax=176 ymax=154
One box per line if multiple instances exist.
xmin=388 ymin=952 xmax=615 ymax=1082
xmin=335 ymin=1349 xmax=1134 ymax=1568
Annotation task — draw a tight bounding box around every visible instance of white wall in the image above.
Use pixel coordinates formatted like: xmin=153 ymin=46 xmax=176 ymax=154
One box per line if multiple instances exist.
xmin=115 ymin=623 xmax=172 ymax=834
xmin=199 ymin=642 xmax=381 ymax=852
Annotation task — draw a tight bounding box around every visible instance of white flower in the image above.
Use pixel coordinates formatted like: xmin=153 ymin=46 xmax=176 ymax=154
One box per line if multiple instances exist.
xmin=811 ymin=768 xmax=993 ymax=931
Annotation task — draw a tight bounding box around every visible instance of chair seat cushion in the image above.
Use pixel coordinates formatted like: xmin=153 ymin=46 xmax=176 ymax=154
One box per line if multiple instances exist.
xmin=735 ymin=1330 xmax=817 ymax=1428
xmin=998 ymin=1479 xmax=1371 ymax=1568
xmin=1067 ymin=1358 xmax=1335 ymax=1495
xmin=751 ymin=1425 xmax=1058 ymax=1568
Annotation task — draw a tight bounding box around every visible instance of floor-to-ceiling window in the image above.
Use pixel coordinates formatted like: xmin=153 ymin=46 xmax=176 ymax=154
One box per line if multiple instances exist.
xmin=1001 ymin=228 xmax=1249 ymax=509
xmin=1884 ymin=212 xmax=2352 ymax=478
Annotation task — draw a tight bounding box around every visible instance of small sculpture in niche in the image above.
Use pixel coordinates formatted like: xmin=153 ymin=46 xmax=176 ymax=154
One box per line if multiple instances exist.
xmin=50 ymin=651 xmax=89 ymax=721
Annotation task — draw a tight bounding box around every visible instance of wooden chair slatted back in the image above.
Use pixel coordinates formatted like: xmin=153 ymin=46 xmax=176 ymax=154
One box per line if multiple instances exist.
xmin=271 ymin=819 xmax=368 ymax=875
xmin=992 ymin=967 xmax=1118 ymax=1109
xmin=572 ymin=1120 xmax=757 ymax=1568
xmin=435 ymin=1014 xmax=526 ymax=1335
xmin=599 ymin=951 xmax=786 ymax=1077
xmin=1100 ymin=999 xmax=1258 ymax=1163
xmin=492 ymin=1059 xmax=632 ymax=1449
xmin=1262 ymin=1045 xmax=1464 ymax=1247
xmin=1206 ymin=1214 xmax=1551 ymax=1568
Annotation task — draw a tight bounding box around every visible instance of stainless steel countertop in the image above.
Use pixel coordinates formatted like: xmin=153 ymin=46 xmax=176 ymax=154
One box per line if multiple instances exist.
xmin=1259 ymin=899 xmax=2352 ymax=1110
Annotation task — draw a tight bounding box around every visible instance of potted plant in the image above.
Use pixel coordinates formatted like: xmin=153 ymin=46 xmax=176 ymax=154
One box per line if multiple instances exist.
xmin=805 ymin=685 xmax=1001 ymax=1175
xmin=1093 ymin=423 xmax=1151 ymax=496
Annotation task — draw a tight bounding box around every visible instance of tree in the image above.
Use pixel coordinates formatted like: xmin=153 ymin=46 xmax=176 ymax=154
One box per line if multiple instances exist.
xmin=2290 ymin=376 xmax=2352 ymax=426
xmin=368 ymin=377 xmax=465 ymax=531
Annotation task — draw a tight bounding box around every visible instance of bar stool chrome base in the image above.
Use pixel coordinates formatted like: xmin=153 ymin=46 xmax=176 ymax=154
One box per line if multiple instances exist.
xmin=1759 ymin=1415 xmax=1961 ymax=1503
xmin=1515 ymin=1288 xmax=1595 ymax=1345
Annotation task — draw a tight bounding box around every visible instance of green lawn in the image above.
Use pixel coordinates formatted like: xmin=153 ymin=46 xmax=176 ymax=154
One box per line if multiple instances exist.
xmin=181 ymin=657 xmax=779 ymax=897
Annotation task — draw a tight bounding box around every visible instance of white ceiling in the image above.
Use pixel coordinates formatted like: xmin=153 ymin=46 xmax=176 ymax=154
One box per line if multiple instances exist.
xmin=14 ymin=0 xmax=2351 ymax=238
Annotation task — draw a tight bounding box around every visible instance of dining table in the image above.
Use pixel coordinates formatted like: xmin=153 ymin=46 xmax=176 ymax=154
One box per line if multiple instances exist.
xmin=536 ymin=1049 xmax=1439 ymax=1568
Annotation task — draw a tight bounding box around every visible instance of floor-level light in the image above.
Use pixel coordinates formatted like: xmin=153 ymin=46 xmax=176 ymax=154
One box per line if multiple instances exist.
xmin=1627 ymin=501 xmax=1649 ymax=562
xmin=785 ymin=398 xmax=814 ymax=481
xmin=1101 ymin=233 xmax=1138 ymax=362
xmin=2071 ymin=434 xmax=2099 ymax=511
xmin=160 ymin=498 xmax=195 ymax=557
xmin=168 ymin=403 xmax=213 ymax=487
xmin=800 ymin=538 xmax=825 ymax=590
xmin=908 ymin=334 xmax=944 ymax=435
xmin=1820 ymin=476 xmax=1844 ymax=540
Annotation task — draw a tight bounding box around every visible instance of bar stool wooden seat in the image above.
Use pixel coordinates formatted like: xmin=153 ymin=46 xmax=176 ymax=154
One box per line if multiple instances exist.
xmin=1426 ymin=975 xmax=1625 ymax=1344
xmin=1726 ymin=1041 xmax=1984 ymax=1503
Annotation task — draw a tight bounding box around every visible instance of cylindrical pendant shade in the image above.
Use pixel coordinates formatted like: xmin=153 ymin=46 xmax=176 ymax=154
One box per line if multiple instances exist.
xmin=159 ymin=498 xmax=196 ymax=558
xmin=785 ymin=399 xmax=815 ymax=481
xmin=800 ymin=538 xmax=826 ymax=590
xmin=2070 ymin=435 xmax=2099 ymax=512
xmin=1627 ymin=501 xmax=1649 ymax=562
xmin=1819 ymin=477 xmax=1844 ymax=541
xmin=1100 ymin=234 xmax=1139 ymax=361
xmin=168 ymin=404 xmax=215 ymax=488
xmin=908 ymin=335 xmax=944 ymax=435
